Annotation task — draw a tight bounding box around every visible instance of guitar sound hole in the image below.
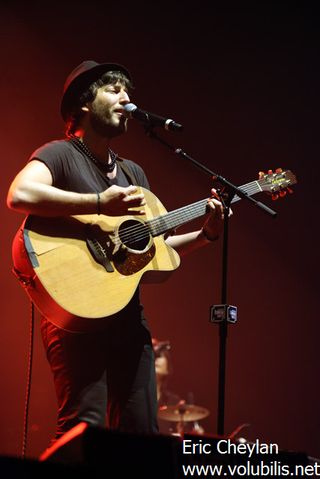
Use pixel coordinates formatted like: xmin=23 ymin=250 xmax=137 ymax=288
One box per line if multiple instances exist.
xmin=118 ymin=220 xmax=151 ymax=251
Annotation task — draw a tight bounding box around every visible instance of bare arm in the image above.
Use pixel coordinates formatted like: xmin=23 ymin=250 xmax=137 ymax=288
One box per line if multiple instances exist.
xmin=165 ymin=230 xmax=213 ymax=256
xmin=7 ymin=160 xmax=146 ymax=217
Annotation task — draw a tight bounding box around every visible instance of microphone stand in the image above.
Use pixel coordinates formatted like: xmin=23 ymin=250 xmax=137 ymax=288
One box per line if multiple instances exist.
xmin=144 ymin=126 xmax=277 ymax=436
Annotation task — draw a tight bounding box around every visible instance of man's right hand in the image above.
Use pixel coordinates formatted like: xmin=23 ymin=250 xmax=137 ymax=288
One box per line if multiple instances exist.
xmin=100 ymin=185 xmax=146 ymax=216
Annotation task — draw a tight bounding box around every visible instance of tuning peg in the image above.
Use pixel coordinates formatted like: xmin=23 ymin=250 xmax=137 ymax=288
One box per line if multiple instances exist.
xmin=272 ymin=193 xmax=279 ymax=201
xmin=279 ymin=190 xmax=287 ymax=197
xmin=258 ymin=171 xmax=265 ymax=179
xmin=275 ymin=168 xmax=283 ymax=173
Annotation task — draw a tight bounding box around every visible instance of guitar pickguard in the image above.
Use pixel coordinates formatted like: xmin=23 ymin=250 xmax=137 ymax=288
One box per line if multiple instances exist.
xmin=114 ymin=243 xmax=156 ymax=276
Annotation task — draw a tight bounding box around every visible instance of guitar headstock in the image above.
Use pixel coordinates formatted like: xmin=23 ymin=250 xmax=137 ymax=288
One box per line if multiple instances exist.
xmin=258 ymin=168 xmax=297 ymax=200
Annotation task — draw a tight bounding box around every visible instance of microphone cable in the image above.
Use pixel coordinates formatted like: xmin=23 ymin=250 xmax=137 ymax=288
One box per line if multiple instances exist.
xmin=21 ymin=300 xmax=35 ymax=459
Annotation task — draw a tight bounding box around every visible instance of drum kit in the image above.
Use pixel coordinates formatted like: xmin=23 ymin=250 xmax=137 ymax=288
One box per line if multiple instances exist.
xmin=158 ymin=399 xmax=209 ymax=436
xmin=153 ymin=338 xmax=210 ymax=435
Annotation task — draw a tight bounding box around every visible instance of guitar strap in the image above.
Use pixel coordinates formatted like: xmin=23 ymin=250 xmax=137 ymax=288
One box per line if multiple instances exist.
xmin=117 ymin=159 xmax=140 ymax=186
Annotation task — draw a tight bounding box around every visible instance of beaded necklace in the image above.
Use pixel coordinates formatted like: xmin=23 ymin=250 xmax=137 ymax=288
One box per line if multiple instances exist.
xmin=70 ymin=136 xmax=117 ymax=173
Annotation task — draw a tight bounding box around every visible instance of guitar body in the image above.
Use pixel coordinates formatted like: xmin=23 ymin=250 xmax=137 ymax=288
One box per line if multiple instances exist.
xmin=13 ymin=188 xmax=180 ymax=332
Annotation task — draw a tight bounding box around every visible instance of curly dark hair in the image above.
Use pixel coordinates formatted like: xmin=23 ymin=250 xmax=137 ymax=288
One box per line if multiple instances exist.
xmin=65 ymin=70 xmax=133 ymax=137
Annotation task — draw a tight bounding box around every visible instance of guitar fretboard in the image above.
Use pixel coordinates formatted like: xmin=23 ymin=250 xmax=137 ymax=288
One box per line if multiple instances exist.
xmin=147 ymin=180 xmax=262 ymax=237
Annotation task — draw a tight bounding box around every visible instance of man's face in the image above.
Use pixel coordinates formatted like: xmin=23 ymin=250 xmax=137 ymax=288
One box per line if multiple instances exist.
xmin=87 ymin=81 xmax=130 ymax=137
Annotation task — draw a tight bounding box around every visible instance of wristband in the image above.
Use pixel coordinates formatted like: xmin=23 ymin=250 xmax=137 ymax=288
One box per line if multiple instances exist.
xmin=96 ymin=192 xmax=101 ymax=215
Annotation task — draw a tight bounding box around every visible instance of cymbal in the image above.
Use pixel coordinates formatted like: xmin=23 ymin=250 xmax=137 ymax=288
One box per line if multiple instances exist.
xmin=158 ymin=402 xmax=210 ymax=422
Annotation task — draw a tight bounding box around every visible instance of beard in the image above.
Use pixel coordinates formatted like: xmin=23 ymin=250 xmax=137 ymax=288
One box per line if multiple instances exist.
xmin=89 ymin=103 xmax=128 ymax=138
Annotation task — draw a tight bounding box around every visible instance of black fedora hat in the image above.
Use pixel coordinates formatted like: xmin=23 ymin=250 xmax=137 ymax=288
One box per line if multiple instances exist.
xmin=60 ymin=60 xmax=131 ymax=121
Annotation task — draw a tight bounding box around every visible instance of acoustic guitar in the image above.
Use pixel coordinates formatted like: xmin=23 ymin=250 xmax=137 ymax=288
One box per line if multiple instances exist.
xmin=13 ymin=169 xmax=296 ymax=332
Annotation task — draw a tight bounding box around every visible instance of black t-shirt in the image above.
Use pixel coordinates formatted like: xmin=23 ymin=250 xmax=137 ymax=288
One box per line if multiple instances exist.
xmin=29 ymin=139 xmax=150 ymax=193
xmin=29 ymin=138 xmax=150 ymax=324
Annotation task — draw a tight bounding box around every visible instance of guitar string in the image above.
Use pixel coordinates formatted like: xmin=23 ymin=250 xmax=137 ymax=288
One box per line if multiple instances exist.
xmin=111 ymin=201 xmax=207 ymax=247
xmin=110 ymin=176 xmax=289 ymax=246
xmin=110 ymin=181 xmax=263 ymax=247
xmin=112 ymin=181 xmax=262 ymax=244
xmin=100 ymin=173 xmax=286 ymax=245
xmin=114 ymin=203 xmax=207 ymax=246
xmin=110 ymin=181 xmax=263 ymax=246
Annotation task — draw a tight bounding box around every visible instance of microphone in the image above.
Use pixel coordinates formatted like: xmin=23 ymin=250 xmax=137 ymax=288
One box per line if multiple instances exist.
xmin=123 ymin=103 xmax=183 ymax=131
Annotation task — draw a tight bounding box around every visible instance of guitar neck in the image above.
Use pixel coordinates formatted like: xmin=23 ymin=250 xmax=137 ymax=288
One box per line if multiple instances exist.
xmin=147 ymin=179 xmax=262 ymax=237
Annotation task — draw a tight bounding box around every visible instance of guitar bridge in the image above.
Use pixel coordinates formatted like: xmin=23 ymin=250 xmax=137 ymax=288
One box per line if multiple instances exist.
xmin=86 ymin=237 xmax=114 ymax=273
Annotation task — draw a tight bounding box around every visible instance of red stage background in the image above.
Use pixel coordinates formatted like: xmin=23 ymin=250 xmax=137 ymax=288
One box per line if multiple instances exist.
xmin=0 ymin=3 xmax=318 ymax=460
